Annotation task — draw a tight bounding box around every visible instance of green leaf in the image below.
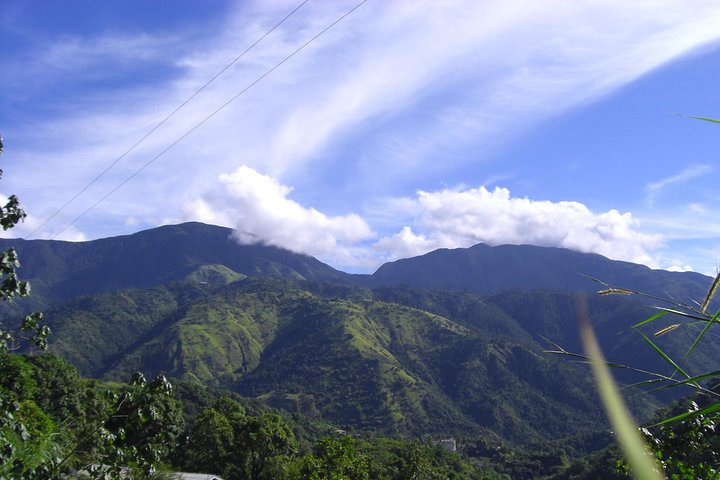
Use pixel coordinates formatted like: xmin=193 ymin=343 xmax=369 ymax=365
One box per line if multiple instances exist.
xmin=685 ymin=115 xmax=720 ymax=124
xmin=637 ymin=331 xmax=692 ymax=382
xmin=684 ymin=308 xmax=720 ymax=361
xmin=632 ymin=310 xmax=670 ymax=329
xmin=653 ymin=402 xmax=720 ymax=427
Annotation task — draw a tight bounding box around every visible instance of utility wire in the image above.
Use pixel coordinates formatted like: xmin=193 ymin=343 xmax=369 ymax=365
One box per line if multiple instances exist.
xmin=27 ymin=0 xmax=312 ymax=239
xmin=49 ymin=0 xmax=368 ymax=240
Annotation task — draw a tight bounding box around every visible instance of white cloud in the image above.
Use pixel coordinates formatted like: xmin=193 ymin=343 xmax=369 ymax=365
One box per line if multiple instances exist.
xmin=3 ymin=0 xmax=720 ymax=276
xmin=374 ymin=186 xmax=662 ymax=267
xmin=0 ymin=205 xmax=87 ymax=242
xmin=185 ymin=166 xmax=375 ymax=267
xmin=189 ymin=172 xmax=666 ymax=272
xmin=666 ymin=264 xmax=694 ymax=273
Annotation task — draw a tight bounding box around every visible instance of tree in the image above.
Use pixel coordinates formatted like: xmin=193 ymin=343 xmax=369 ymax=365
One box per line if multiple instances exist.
xmin=230 ymin=412 xmax=298 ymax=480
xmin=393 ymin=442 xmax=433 ymax=480
xmin=181 ymin=400 xmax=297 ymax=480
xmin=296 ymin=436 xmax=370 ymax=480
xmin=0 ymin=135 xmax=48 ymax=354
xmin=184 ymin=407 xmax=234 ymax=475
xmin=97 ymin=372 xmax=185 ymax=478
xmin=0 ymin=135 xmax=60 ymax=479
xmin=641 ymin=399 xmax=720 ymax=480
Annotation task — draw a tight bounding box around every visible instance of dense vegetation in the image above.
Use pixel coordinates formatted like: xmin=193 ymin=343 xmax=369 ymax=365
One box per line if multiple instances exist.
xmin=0 ymin=351 xmax=512 ymax=479
xmin=38 ymin=275 xmax=654 ymax=444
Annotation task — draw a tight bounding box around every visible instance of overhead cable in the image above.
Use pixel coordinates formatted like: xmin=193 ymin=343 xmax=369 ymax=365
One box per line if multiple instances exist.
xmin=27 ymin=0 xmax=312 ymax=239
xmin=49 ymin=0 xmax=368 ymax=240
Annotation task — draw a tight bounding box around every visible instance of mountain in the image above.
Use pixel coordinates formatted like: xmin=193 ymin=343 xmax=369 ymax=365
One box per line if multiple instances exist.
xmin=362 ymin=243 xmax=713 ymax=299
xmin=4 ymin=222 xmax=718 ymax=447
xmin=4 ymin=222 xmax=712 ymax=310
xmin=0 ymin=222 xmax=351 ymax=315
xmin=41 ymin=273 xmax=651 ymax=444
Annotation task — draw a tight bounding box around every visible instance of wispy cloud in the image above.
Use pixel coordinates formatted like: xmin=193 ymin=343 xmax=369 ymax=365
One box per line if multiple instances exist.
xmin=0 ymin=192 xmax=87 ymax=242
xmin=645 ymin=164 xmax=713 ymax=207
xmin=3 ymin=0 xmax=720 ymax=273
xmin=8 ymin=1 xmax=720 ymax=216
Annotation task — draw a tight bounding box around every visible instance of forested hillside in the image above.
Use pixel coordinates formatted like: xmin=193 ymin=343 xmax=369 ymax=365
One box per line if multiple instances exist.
xmin=3 ymin=222 xmax=719 ymax=479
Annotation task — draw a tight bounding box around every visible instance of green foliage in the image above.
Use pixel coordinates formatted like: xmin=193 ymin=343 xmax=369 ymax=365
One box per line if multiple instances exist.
xmin=232 ymin=412 xmax=298 ymax=480
xmin=641 ymin=400 xmax=720 ymax=479
xmin=97 ymin=372 xmax=185 ymax=477
xmin=182 ymin=398 xmax=297 ymax=480
xmin=184 ymin=407 xmax=234 ymax=474
xmin=283 ymin=435 xmax=507 ymax=480
xmin=0 ymin=353 xmax=37 ymax=399
xmin=36 ymin=276 xmax=627 ymax=444
xmin=0 ymin=395 xmax=62 ymax=480
xmin=295 ymin=436 xmax=370 ymax=480
xmin=1 ymin=352 xmax=185 ymax=479
xmin=0 ymin=138 xmax=47 ymax=354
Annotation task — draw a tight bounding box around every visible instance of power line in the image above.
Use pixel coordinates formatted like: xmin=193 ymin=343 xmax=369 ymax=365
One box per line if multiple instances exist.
xmin=49 ymin=0 xmax=368 ymax=240
xmin=27 ymin=0 xmax=312 ymax=239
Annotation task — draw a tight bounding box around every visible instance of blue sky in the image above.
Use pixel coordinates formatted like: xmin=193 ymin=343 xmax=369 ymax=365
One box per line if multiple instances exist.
xmin=2 ymin=0 xmax=720 ymax=275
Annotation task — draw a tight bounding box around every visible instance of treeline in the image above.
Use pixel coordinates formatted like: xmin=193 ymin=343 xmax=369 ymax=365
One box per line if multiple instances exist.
xmin=14 ymin=350 xmax=712 ymax=480
xmin=0 ymin=352 xmax=506 ymax=479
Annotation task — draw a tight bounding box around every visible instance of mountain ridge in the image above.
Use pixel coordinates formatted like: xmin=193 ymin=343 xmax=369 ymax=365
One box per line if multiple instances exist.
xmin=4 ymin=221 xmax=716 ymax=446
xmin=0 ymin=222 xmax=352 ymax=314
xmin=2 ymin=221 xmax=712 ymax=314
xmin=364 ymin=242 xmax=712 ymax=299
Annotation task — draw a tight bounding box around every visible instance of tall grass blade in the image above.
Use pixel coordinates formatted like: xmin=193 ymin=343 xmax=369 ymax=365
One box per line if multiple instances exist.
xmin=577 ymin=296 xmax=664 ymax=480
xmin=631 ymin=311 xmax=669 ymax=329
xmin=684 ymin=308 xmax=720 ymax=360
xmin=653 ymin=402 xmax=720 ymax=427
xmin=653 ymin=308 xmax=708 ymax=323
xmin=647 ymin=370 xmax=720 ymax=394
xmin=620 ymin=379 xmax=666 ymax=390
xmin=637 ymin=331 xmax=692 ymax=382
xmin=684 ymin=114 xmax=720 ymax=125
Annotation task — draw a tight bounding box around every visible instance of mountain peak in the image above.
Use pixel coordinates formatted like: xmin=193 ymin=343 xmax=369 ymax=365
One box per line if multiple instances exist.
xmin=369 ymin=241 xmax=711 ymax=298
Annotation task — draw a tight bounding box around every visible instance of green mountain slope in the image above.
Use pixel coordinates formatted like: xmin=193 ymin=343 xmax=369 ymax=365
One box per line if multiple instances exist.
xmin=46 ymin=264 xmax=243 ymax=376
xmin=40 ymin=275 xmax=661 ymax=445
